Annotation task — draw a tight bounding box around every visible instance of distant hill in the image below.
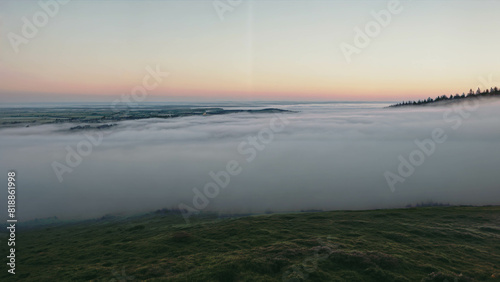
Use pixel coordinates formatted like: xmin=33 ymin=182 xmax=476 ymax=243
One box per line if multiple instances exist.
xmin=0 ymin=106 xmax=294 ymax=129
xmin=390 ymin=87 xmax=500 ymax=107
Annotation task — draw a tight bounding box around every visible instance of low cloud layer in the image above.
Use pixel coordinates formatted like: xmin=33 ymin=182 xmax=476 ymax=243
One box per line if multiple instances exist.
xmin=1 ymin=101 xmax=500 ymax=221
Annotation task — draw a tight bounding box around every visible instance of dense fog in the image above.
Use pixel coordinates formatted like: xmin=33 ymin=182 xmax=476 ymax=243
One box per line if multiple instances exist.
xmin=1 ymin=100 xmax=499 ymax=221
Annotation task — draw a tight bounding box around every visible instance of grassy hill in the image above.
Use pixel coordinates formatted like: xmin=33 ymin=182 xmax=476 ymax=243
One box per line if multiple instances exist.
xmin=1 ymin=206 xmax=499 ymax=281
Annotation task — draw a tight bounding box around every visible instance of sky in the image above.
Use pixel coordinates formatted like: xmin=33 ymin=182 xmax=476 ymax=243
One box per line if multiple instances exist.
xmin=1 ymin=0 xmax=500 ymax=102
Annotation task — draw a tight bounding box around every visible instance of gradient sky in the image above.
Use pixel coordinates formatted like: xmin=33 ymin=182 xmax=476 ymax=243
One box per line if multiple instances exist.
xmin=1 ymin=0 xmax=500 ymax=102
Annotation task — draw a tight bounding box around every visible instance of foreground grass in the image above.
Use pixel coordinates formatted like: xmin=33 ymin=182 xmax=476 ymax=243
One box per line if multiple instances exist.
xmin=1 ymin=206 xmax=499 ymax=281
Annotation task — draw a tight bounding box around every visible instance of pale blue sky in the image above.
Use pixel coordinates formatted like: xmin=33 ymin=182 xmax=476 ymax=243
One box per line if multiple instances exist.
xmin=1 ymin=0 xmax=499 ymax=102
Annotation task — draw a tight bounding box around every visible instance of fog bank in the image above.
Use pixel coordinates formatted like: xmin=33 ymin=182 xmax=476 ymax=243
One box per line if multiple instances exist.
xmin=1 ymin=101 xmax=500 ymax=221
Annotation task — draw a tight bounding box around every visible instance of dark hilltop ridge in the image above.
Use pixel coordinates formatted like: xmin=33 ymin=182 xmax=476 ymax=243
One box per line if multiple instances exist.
xmin=1 ymin=206 xmax=499 ymax=281
xmin=0 ymin=106 xmax=293 ymax=129
xmin=390 ymin=86 xmax=500 ymax=107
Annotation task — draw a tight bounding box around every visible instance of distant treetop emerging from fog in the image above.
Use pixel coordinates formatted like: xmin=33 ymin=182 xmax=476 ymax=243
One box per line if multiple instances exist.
xmin=390 ymin=87 xmax=500 ymax=107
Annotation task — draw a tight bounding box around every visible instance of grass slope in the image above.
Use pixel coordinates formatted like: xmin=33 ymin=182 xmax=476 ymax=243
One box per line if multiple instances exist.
xmin=1 ymin=206 xmax=500 ymax=281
